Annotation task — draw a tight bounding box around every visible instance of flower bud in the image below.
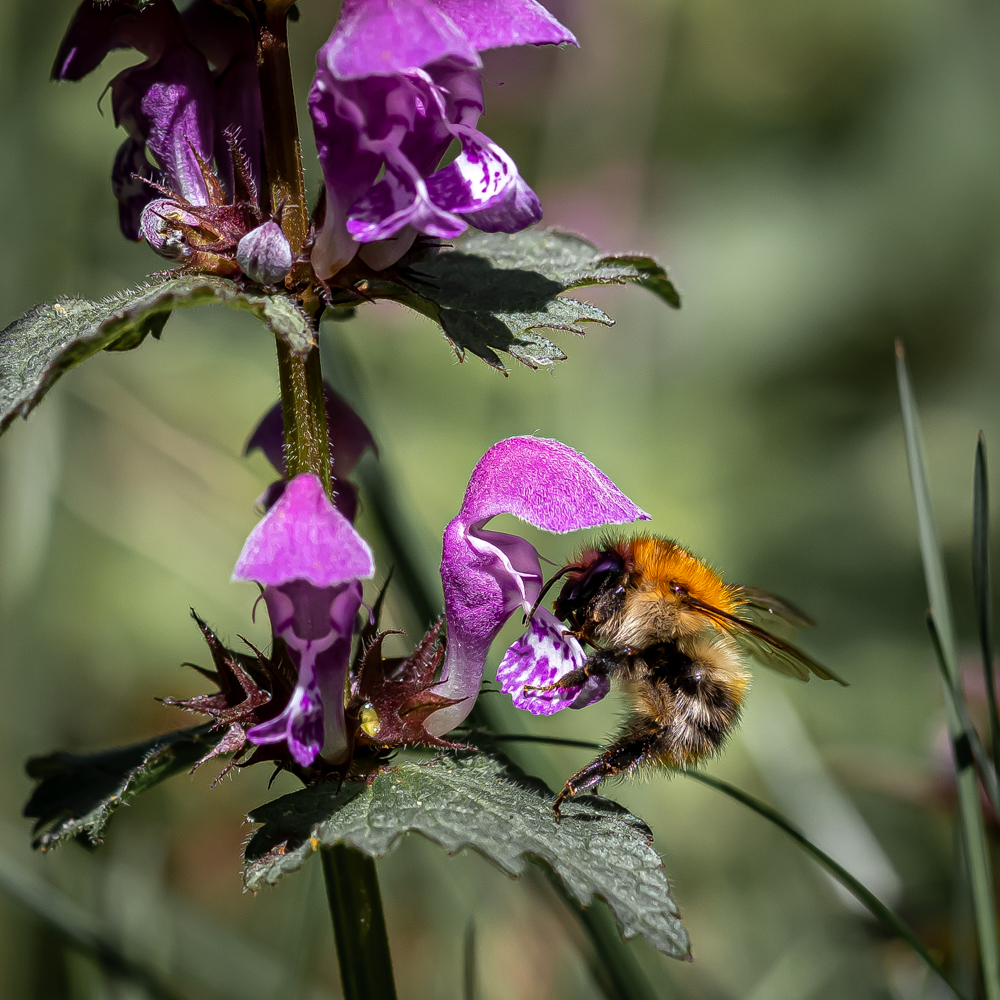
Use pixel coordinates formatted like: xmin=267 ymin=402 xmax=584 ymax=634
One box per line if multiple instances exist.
xmin=237 ymin=220 xmax=293 ymax=286
xmin=140 ymin=198 xmax=201 ymax=261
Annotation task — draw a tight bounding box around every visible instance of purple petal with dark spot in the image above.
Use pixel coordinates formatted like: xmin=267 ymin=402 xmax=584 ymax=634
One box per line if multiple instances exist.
xmin=248 ymin=579 xmax=364 ymax=766
xmin=461 ymin=173 xmax=542 ymax=232
xmin=497 ymin=608 xmax=596 ymax=715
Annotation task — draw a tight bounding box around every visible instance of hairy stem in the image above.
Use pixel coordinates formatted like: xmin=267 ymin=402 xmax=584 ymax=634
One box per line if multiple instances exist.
xmin=257 ymin=16 xmax=388 ymax=991
xmin=321 ymin=846 xmax=399 ymax=1000
xmin=256 ymin=6 xmax=309 ymax=254
xmin=275 ymin=336 xmax=331 ymax=492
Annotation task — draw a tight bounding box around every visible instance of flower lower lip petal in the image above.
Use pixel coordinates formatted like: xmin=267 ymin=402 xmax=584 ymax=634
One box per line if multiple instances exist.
xmin=497 ymin=608 xmax=592 ymax=716
xmin=424 ymin=130 xmax=516 ymax=215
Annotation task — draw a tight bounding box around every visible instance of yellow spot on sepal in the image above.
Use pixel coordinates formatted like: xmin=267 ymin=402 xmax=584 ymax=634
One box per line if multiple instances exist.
xmin=360 ymin=703 xmax=381 ymax=738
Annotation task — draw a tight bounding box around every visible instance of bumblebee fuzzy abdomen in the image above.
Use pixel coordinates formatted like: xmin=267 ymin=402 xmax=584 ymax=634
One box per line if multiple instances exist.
xmin=554 ymin=636 xmax=750 ymax=811
xmin=633 ymin=635 xmax=749 ymax=766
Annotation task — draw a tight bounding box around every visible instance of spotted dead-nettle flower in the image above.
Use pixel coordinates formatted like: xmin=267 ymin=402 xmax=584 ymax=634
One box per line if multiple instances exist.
xmin=427 ymin=436 xmax=648 ymax=736
xmin=232 ymin=474 xmax=375 ymax=767
xmin=53 ymin=0 xmax=280 ymax=281
xmin=308 ymin=0 xmax=577 ymax=277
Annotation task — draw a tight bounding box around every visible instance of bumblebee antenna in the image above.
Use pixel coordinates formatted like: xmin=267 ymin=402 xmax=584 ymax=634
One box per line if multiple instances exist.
xmin=526 ymin=565 xmax=578 ymax=623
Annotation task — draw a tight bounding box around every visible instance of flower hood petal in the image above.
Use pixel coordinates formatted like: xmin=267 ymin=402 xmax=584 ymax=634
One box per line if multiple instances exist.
xmin=232 ymin=474 xmax=375 ymax=587
xmin=320 ymin=0 xmax=479 ymax=81
xmin=459 ymin=436 xmax=649 ymax=529
xmin=430 ymin=0 xmax=577 ymax=50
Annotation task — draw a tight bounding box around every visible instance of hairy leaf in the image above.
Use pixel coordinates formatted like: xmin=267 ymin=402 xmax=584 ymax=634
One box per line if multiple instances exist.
xmin=0 ymin=276 xmax=315 ymax=435
xmin=382 ymin=229 xmax=679 ymax=373
xmin=244 ymin=751 xmax=689 ymax=959
xmin=24 ymin=724 xmax=226 ymax=849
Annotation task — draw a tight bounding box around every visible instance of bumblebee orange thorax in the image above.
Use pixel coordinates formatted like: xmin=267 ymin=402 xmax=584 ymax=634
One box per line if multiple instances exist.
xmin=628 ymin=537 xmax=736 ymax=608
xmin=618 ymin=536 xmax=738 ymax=641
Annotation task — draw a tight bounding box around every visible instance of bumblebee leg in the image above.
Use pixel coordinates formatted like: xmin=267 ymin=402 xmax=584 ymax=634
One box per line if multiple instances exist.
xmin=523 ymin=666 xmax=590 ymax=694
xmin=553 ymin=729 xmax=658 ymax=819
xmin=523 ymin=648 xmax=624 ymax=695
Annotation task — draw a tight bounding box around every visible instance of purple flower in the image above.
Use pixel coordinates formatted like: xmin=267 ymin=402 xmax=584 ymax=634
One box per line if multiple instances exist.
xmin=496 ymin=608 xmax=610 ymax=715
xmin=245 ymin=382 xmax=377 ymax=522
xmin=232 ymin=474 xmax=375 ymax=766
xmin=53 ymin=0 xmax=263 ymax=241
xmin=427 ymin=436 xmax=647 ymax=735
xmin=308 ymin=0 xmax=576 ymax=278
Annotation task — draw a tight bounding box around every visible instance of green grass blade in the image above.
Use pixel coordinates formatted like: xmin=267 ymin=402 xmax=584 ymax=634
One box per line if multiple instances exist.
xmin=896 ymin=342 xmax=1000 ymax=1000
xmin=679 ymin=769 xmax=968 ymax=1000
xmin=927 ymin=613 xmax=1000 ymax=817
xmin=487 ymin=733 xmax=966 ymax=998
xmin=973 ymin=436 xmax=1000 ymax=780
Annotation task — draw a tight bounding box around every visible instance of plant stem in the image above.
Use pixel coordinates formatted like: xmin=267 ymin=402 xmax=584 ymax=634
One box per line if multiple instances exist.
xmin=275 ymin=335 xmax=331 ymax=493
xmin=256 ymin=15 xmax=392 ymax=994
xmin=253 ymin=0 xmax=330 ymax=493
xmin=256 ymin=6 xmax=309 ymax=254
xmin=321 ymin=846 xmax=398 ymax=1000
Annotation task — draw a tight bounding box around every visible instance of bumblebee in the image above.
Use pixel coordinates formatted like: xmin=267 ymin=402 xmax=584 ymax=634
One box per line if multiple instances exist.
xmin=527 ymin=535 xmax=845 ymax=815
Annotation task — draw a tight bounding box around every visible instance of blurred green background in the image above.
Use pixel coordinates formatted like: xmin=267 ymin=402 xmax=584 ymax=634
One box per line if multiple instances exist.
xmin=2 ymin=0 xmax=1000 ymax=996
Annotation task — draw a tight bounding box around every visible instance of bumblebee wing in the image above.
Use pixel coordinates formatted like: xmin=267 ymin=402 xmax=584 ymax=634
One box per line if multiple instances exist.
xmin=735 ymin=586 xmax=816 ymax=630
xmin=689 ymin=598 xmax=847 ymax=685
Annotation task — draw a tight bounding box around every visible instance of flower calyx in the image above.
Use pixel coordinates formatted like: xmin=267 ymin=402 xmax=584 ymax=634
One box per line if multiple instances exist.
xmin=349 ymin=619 xmax=471 ymax=753
xmin=139 ymin=130 xmax=298 ymax=288
xmin=163 ymin=611 xmax=290 ymax=782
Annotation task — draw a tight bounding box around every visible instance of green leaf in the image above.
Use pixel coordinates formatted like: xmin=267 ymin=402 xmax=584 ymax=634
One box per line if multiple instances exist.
xmin=896 ymin=342 xmax=1000 ymax=1000
xmin=0 ymin=275 xmax=316 ymax=436
xmin=24 ymin=724 xmax=225 ymax=849
xmin=444 ymin=230 xmax=681 ymax=308
xmin=244 ymin=751 xmax=689 ymax=959
xmin=382 ymin=229 xmax=679 ymax=373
